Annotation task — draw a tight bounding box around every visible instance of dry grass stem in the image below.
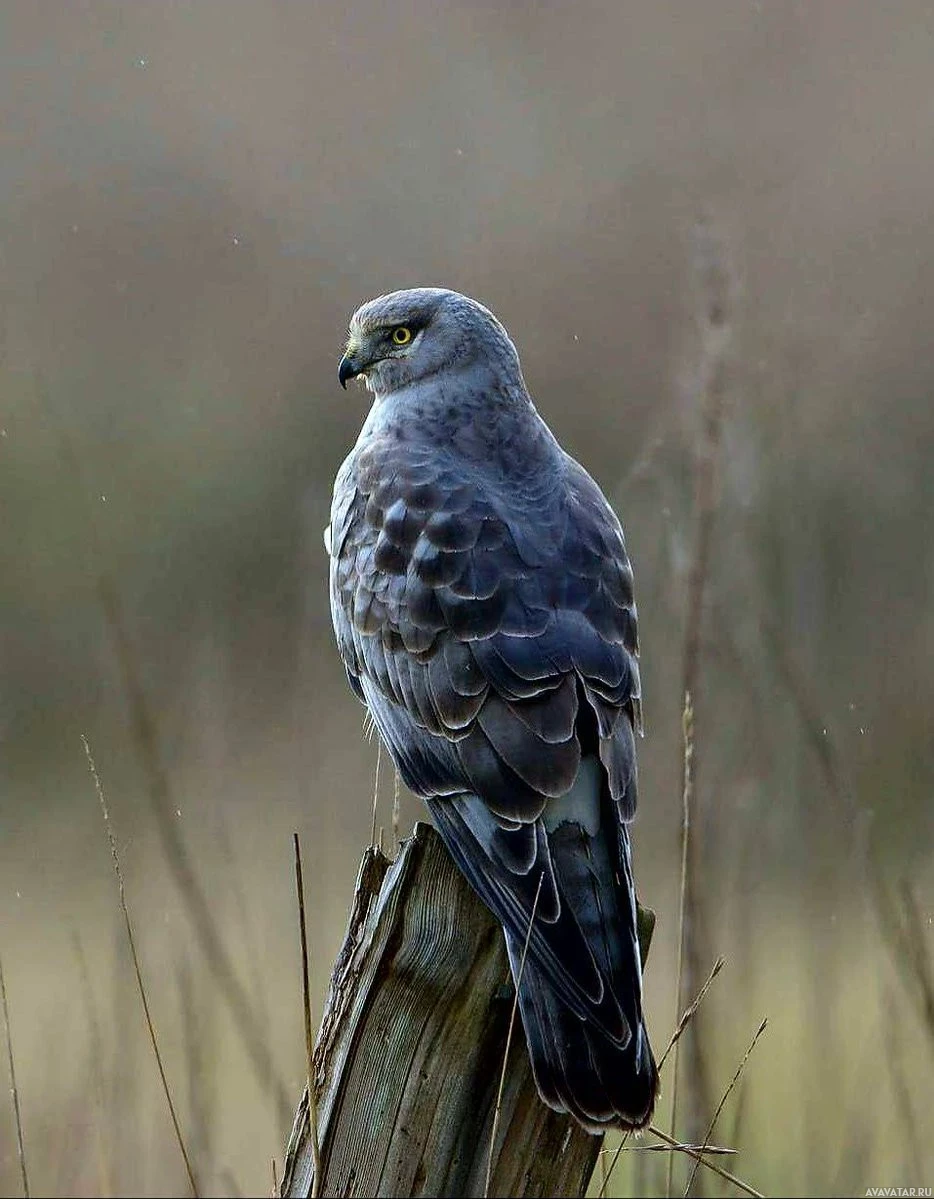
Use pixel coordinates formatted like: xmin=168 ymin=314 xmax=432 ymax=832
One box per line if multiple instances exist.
xmin=82 ymin=735 xmax=199 ymax=1197
xmin=658 ymin=956 xmax=725 ymax=1073
xmin=598 ymin=954 xmax=724 ymax=1199
xmin=370 ymin=739 xmax=382 ymax=849
xmin=683 ymin=1018 xmax=768 ymax=1195
xmin=603 ymin=1143 xmax=737 ymax=1155
xmin=484 ymin=869 xmax=544 ymax=1199
xmin=667 ymin=688 xmax=695 ymax=1197
xmin=1 ymin=953 xmax=29 ymax=1199
xmin=680 ymin=217 xmax=733 ymax=700
xmin=292 ymin=833 xmax=322 ymax=1199
xmin=596 ymin=1132 xmax=631 ymax=1199
xmin=649 ymin=1125 xmax=763 ymax=1199
xmin=669 ymin=221 xmax=734 ymax=1196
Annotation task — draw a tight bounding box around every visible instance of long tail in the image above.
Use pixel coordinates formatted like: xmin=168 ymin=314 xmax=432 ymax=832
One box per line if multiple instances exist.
xmin=427 ymin=774 xmax=658 ymax=1132
xmin=506 ymin=814 xmax=657 ymax=1131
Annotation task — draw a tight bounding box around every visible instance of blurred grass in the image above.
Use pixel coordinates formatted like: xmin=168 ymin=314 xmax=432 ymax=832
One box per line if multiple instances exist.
xmin=2 ymin=2 xmax=934 ymax=1195
xmin=3 ymin=838 xmax=930 ymax=1196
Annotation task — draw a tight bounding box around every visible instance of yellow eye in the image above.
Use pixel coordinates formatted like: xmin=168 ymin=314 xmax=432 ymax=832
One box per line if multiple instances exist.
xmin=391 ymin=326 xmax=412 ymax=346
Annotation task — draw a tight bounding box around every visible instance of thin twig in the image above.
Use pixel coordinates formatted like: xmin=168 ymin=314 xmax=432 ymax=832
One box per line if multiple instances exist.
xmin=0 ymin=953 xmax=29 ymax=1198
xmin=658 ymin=956 xmax=726 ymax=1072
xmin=649 ymin=1125 xmax=763 ymax=1199
xmin=596 ymin=1132 xmax=631 ymax=1199
xmin=603 ymin=1142 xmax=737 ymax=1155
xmin=683 ymin=1019 xmax=768 ymax=1195
xmin=370 ymin=740 xmax=382 ymax=849
xmin=83 ymin=736 xmax=199 ymax=1197
xmin=681 ymin=218 xmax=732 ymax=703
xmin=667 ymin=690 xmax=695 ymax=1197
xmin=271 ymin=1157 xmax=279 ymax=1198
xmin=670 ymin=220 xmax=734 ymax=1194
xmin=485 ymin=871 xmax=544 ymax=1199
xmin=293 ymin=833 xmax=322 ymax=1199
xmin=599 ymin=954 xmax=725 ymax=1199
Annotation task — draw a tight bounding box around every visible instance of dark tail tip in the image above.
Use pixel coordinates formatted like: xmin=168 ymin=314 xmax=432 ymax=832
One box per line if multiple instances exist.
xmin=514 ymin=951 xmax=659 ymax=1132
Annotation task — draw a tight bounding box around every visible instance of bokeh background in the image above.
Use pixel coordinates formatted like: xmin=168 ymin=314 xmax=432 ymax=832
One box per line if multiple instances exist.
xmin=2 ymin=3 xmax=933 ymax=1196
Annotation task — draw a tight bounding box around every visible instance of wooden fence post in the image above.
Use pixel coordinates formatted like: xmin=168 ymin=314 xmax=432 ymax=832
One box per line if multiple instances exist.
xmin=279 ymin=821 xmax=603 ymax=1199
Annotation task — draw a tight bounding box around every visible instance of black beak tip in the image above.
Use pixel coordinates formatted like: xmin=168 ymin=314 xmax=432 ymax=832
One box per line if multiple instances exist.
xmin=338 ymin=355 xmax=355 ymax=390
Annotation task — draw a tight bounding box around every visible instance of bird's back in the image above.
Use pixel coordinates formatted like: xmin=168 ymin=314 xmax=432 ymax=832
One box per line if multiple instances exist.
xmin=328 ymin=289 xmax=657 ymax=1130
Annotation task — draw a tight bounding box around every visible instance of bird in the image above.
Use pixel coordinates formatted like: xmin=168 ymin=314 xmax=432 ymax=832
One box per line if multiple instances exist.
xmin=327 ymin=287 xmax=658 ymax=1132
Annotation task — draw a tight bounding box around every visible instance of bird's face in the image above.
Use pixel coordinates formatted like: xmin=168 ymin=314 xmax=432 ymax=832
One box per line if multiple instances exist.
xmin=338 ymin=287 xmax=520 ymax=397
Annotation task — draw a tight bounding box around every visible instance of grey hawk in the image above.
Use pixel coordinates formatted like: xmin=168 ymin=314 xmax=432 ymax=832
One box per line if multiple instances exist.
xmin=327 ymin=287 xmax=657 ymax=1131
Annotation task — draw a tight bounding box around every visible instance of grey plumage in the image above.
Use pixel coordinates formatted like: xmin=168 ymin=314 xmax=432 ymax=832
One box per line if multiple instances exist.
xmin=328 ymin=287 xmax=658 ymax=1131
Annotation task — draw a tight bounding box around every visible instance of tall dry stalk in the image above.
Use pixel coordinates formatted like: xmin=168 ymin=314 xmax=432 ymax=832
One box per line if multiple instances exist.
xmin=666 ymin=692 xmax=695 ymax=1199
xmin=668 ymin=218 xmax=735 ymax=1196
xmin=682 ymin=1017 xmax=768 ymax=1195
xmin=292 ymin=834 xmax=321 ymax=1199
xmin=83 ymin=736 xmax=199 ymax=1197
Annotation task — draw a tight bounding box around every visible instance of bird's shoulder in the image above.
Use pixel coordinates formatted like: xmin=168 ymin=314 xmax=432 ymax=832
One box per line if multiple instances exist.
xmin=330 ymin=424 xmax=638 ymax=674
xmin=329 ymin=426 xmax=533 ymax=649
xmin=329 ymin=423 xmax=643 ymax=815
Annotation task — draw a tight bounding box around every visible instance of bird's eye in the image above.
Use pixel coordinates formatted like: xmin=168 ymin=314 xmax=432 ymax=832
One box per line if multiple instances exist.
xmin=391 ymin=326 xmax=413 ymax=346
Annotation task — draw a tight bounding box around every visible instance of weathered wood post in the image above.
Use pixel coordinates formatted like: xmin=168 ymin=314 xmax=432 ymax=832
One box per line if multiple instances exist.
xmin=281 ymin=822 xmax=642 ymax=1199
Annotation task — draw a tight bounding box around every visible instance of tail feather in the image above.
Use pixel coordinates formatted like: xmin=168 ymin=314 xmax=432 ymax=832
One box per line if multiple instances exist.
xmin=506 ymin=930 xmax=657 ymax=1131
xmin=426 ymin=758 xmax=658 ymax=1133
xmin=506 ymin=799 xmax=658 ymax=1130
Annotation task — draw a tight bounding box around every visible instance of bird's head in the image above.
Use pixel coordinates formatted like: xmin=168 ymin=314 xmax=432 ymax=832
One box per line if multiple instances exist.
xmin=338 ymin=287 xmax=522 ymax=397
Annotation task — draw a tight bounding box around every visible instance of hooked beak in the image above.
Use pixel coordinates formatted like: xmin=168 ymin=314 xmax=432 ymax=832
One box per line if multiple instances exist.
xmin=338 ymin=353 xmax=361 ymax=390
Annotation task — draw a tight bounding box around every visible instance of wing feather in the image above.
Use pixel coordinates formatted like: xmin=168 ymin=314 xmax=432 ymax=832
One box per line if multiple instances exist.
xmin=329 ymin=437 xmax=641 ymax=824
xmin=329 ymin=400 xmax=655 ymax=1129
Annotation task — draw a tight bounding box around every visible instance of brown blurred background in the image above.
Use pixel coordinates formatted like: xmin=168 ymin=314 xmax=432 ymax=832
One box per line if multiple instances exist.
xmin=1 ymin=3 xmax=932 ymax=1195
